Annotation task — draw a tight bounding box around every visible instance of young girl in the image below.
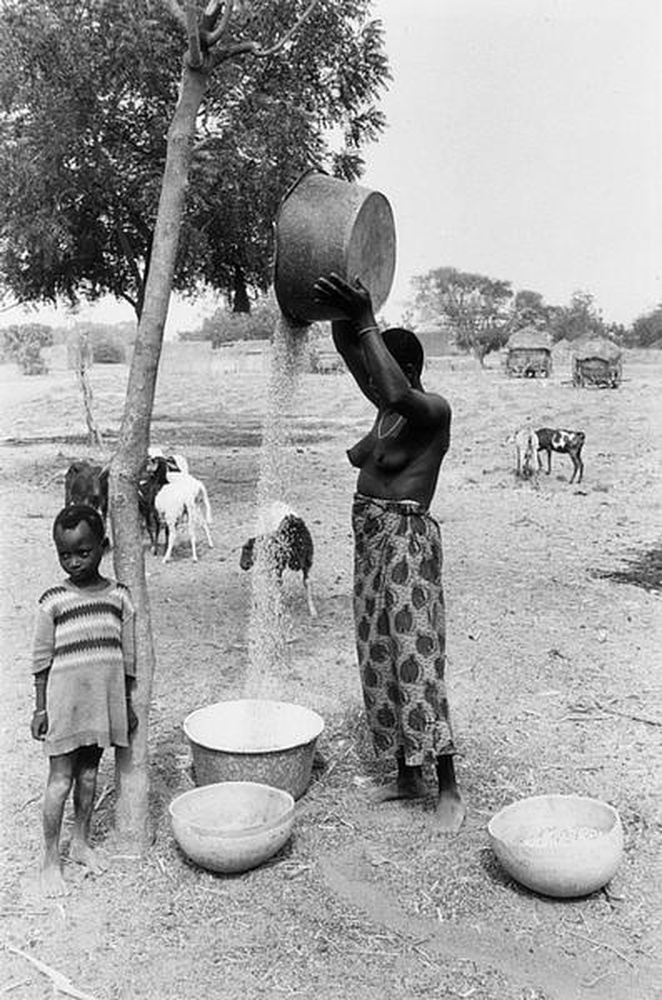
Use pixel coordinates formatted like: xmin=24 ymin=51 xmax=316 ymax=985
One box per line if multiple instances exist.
xmin=31 ymin=504 xmax=137 ymax=895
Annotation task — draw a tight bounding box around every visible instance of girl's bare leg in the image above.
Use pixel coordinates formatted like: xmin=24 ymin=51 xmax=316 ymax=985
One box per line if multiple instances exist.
xmin=69 ymin=746 xmax=106 ymax=871
xmin=41 ymin=754 xmax=74 ymax=896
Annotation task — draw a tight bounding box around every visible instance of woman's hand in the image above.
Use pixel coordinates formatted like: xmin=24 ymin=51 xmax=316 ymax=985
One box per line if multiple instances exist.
xmin=31 ymin=709 xmax=48 ymax=741
xmin=314 ymin=273 xmax=375 ymax=326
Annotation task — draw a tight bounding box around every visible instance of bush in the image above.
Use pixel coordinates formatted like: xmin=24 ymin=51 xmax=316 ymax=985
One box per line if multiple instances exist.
xmin=92 ymin=334 xmax=126 ymax=364
xmin=2 ymin=323 xmax=53 ymax=374
xmin=182 ymin=294 xmax=282 ymax=347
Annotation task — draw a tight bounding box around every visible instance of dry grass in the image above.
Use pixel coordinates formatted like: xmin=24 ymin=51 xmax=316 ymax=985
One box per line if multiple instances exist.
xmin=1 ymin=343 xmax=661 ymax=1000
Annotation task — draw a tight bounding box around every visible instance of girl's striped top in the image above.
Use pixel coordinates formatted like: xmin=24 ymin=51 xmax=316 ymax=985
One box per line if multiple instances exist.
xmin=32 ymin=578 xmax=136 ymax=755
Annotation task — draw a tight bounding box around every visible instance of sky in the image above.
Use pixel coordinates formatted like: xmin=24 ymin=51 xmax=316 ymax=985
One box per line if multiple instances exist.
xmin=1 ymin=0 xmax=660 ymax=334
xmin=363 ymin=0 xmax=662 ymax=327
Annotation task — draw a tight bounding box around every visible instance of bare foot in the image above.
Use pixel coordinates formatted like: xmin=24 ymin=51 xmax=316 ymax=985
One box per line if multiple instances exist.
xmin=435 ymin=790 xmax=466 ymax=833
xmin=368 ymin=774 xmax=427 ymax=804
xmin=69 ymin=841 xmax=108 ymax=873
xmin=40 ymin=864 xmax=68 ymax=897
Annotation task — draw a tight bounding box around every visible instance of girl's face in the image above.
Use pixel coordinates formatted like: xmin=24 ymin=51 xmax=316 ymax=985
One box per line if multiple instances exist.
xmin=54 ymin=520 xmax=104 ymax=585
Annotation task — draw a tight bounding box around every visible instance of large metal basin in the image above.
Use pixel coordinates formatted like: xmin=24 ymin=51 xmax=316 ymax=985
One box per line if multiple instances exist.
xmin=183 ymin=699 xmax=324 ymax=800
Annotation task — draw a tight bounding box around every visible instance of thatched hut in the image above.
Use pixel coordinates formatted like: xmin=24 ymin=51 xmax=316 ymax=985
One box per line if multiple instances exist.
xmin=505 ymin=327 xmax=552 ymax=378
xmin=572 ymin=337 xmax=623 ymax=388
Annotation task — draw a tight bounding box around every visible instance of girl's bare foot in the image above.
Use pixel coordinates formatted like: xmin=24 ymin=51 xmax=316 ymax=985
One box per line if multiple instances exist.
xmin=40 ymin=863 xmax=68 ymax=897
xmin=435 ymin=789 xmax=466 ymax=833
xmin=69 ymin=841 xmax=108 ymax=872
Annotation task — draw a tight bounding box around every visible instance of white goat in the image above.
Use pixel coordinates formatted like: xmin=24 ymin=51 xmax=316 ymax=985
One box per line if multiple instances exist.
xmin=512 ymin=427 xmax=540 ymax=479
xmin=154 ymin=473 xmax=213 ymax=563
xmin=166 ymin=453 xmax=189 ymax=480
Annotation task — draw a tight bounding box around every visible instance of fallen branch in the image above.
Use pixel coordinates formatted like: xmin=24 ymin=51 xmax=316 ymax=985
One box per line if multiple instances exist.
xmin=93 ymin=785 xmax=112 ymax=812
xmin=564 ymin=930 xmax=635 ymax=968
xmin=4 ymin=944 xmax=100 ymax=1000
xmin=594 ymin=701 xmax=662 ymax=728
xmin=1 ymin=980 xmax=31 ymax=995
xmin=581 ymin=969 xmax=616 ymax=989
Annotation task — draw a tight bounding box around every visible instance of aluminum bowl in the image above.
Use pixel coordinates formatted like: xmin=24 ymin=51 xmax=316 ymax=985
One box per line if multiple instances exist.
xmin=488 ymin=794 xmax=624 ymax=898
xmin=183 ymin=699 xmax=325 ymax=800
xmin=169 ymin=781 xmax=295 ymax=874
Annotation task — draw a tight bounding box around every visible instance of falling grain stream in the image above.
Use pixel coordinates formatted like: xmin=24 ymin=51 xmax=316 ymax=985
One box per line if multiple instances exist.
xmin=244 ymin=312 xmax=309 ymax=700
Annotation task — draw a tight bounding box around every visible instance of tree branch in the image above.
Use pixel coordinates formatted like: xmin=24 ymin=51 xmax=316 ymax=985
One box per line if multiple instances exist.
xmin=253 ymin=0 xmax=319 ymax=57
xmin=186 ymin=3 xmax=203 ymax=68
xmin=160 ymin=0 xmax=187 ymax=32
xmin=210 ymin=0 xmax=319 ymax=66
xmin=204 ymin=0 xmax=234 ymax=46
xmin=116 ymin=225 xmax=145 ymax=310
xmin=211 ymin=39 xmax=258 ymax=65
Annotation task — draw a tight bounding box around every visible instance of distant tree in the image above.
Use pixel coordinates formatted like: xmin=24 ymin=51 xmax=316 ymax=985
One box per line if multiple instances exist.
xmin=184 ymin=293 xmax=281 ymax=345
xmin=603 ymin=321 xmax=628 ymax=346
xmin=547 ymin=290 xmax=605 ymax=343
xmin=71 ymin=328 xmax=105 ymax=447
xmin=507 ymin=289 xmax=554 ymax=332
xmin=627 ymin=305 xmax=662 ymax=348
xmin=0 ymin=0 xmax=389 ymax=317
xmin=1 ymin=323 xmax=52 ymax=374
xmin=411 ymin=266 xmax=513 ymax=365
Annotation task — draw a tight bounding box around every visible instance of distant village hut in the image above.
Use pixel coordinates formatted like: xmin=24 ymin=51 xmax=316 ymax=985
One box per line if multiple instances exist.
xmin=505 ymin=327 xmax=552 ymax=378
xmin=572 ymin=337 xmax=622 ymax=388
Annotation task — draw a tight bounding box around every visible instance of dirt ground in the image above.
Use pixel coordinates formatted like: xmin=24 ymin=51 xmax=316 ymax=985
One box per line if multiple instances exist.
xmin=1 ymin=342 xmax=660 ymax=1000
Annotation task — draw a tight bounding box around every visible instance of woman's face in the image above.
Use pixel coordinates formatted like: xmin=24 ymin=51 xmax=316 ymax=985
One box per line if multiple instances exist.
xmin=54 ymin=520 xmax=104 ymax=584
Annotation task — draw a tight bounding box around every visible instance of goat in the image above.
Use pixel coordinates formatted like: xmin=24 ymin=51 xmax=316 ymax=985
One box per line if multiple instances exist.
xmin=148 ymin=447 xmax=189 ymax=480
xmin=166 ymin=453 xmax=189 ymax=479
xmin=240 ymin=502 xmax=317 ymax=618
xmin=64 ymin=460 xmax=110 ymax=521
xmin=512 ymin=428 xmax=540 ymax=480
xmin=138 ymin=455 xmax=170 ymax=553
xmin=154 ymin=473 xmax=213 ymax=563
xmin=536 ymin=428 xmax=586 ymax=484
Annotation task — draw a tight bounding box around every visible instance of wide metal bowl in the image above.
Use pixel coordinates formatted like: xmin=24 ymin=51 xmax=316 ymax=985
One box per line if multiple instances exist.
xmin=183 ymin=699 xmax=325 ymax=800
xmin=169 ymin=781 xmax=295 ymax=874
xmin=488 ymin=794 xmax=624 ymax=898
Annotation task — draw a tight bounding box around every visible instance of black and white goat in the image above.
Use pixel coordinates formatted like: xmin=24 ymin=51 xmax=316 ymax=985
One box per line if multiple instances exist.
xmin=240 ymin=502 xmax=317 ymax=618
xmin=536 ymin=428 xmax=586 ymax=484
xmin=64 ymin=460 xmax=110 ymax=521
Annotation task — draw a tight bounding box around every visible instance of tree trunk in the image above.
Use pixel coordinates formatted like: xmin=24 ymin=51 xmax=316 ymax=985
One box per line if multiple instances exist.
xmin=109 ymin=61 xmax=209 ymax=852
xmin=76 ymin=347 xmax=104 ymax=449
xmin=232 ymin=264 xmax=251 ymax=313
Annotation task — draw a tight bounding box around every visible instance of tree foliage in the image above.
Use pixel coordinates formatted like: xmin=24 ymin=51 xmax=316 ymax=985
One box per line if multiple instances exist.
xmin=509 ymin=289 xmax=554 ymax=332
xmin=626 ymin=304 xmax=662 ymax=348
xmin=0 ymin=0 xmax=389 ymax=316
xmin=1 ymin=323 xmax=52 ymax=373
xmin=411 ymin=266 xmax=514 ymax=364
xmin=546 ymin=290 xmax=606 ymax=343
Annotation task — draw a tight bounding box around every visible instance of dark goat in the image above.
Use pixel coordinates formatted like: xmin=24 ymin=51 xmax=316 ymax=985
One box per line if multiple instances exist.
xmin=64 ymin=461 xmax=109 ymax=521
xmin=536 ymin=428 xmax=586 ymax=484
xmin=137 ymin=455 xmax=171 ymax=553
xmin=240 ymin=507 xmax=317 ymax=617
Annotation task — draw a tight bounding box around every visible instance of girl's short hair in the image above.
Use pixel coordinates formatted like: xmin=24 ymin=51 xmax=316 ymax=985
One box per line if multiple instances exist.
xmin=53 ymin=504 xmax=106 ymax=542
xmin=382 ymin=327 xmax=424 ymax=378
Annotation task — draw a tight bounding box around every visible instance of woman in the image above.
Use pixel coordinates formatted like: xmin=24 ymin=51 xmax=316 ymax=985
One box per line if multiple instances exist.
xmin=314 ymin=273 xmax=465 ymax=832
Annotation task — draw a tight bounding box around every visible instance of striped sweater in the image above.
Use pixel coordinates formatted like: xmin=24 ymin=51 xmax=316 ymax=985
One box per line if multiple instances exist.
xmin=32 ymin=578 xmax=136 ymax=755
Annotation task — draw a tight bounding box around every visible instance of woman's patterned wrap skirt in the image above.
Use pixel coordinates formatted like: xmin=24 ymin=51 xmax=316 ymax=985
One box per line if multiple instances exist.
xmin=352 ymin=493 xmax=455 ymax=766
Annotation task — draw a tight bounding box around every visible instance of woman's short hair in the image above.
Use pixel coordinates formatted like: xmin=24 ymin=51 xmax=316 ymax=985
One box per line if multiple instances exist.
xmin=53 ymin=504 xmax=106 ymax=542
xmin=382 ymin=327 xmax=424 ymax=378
